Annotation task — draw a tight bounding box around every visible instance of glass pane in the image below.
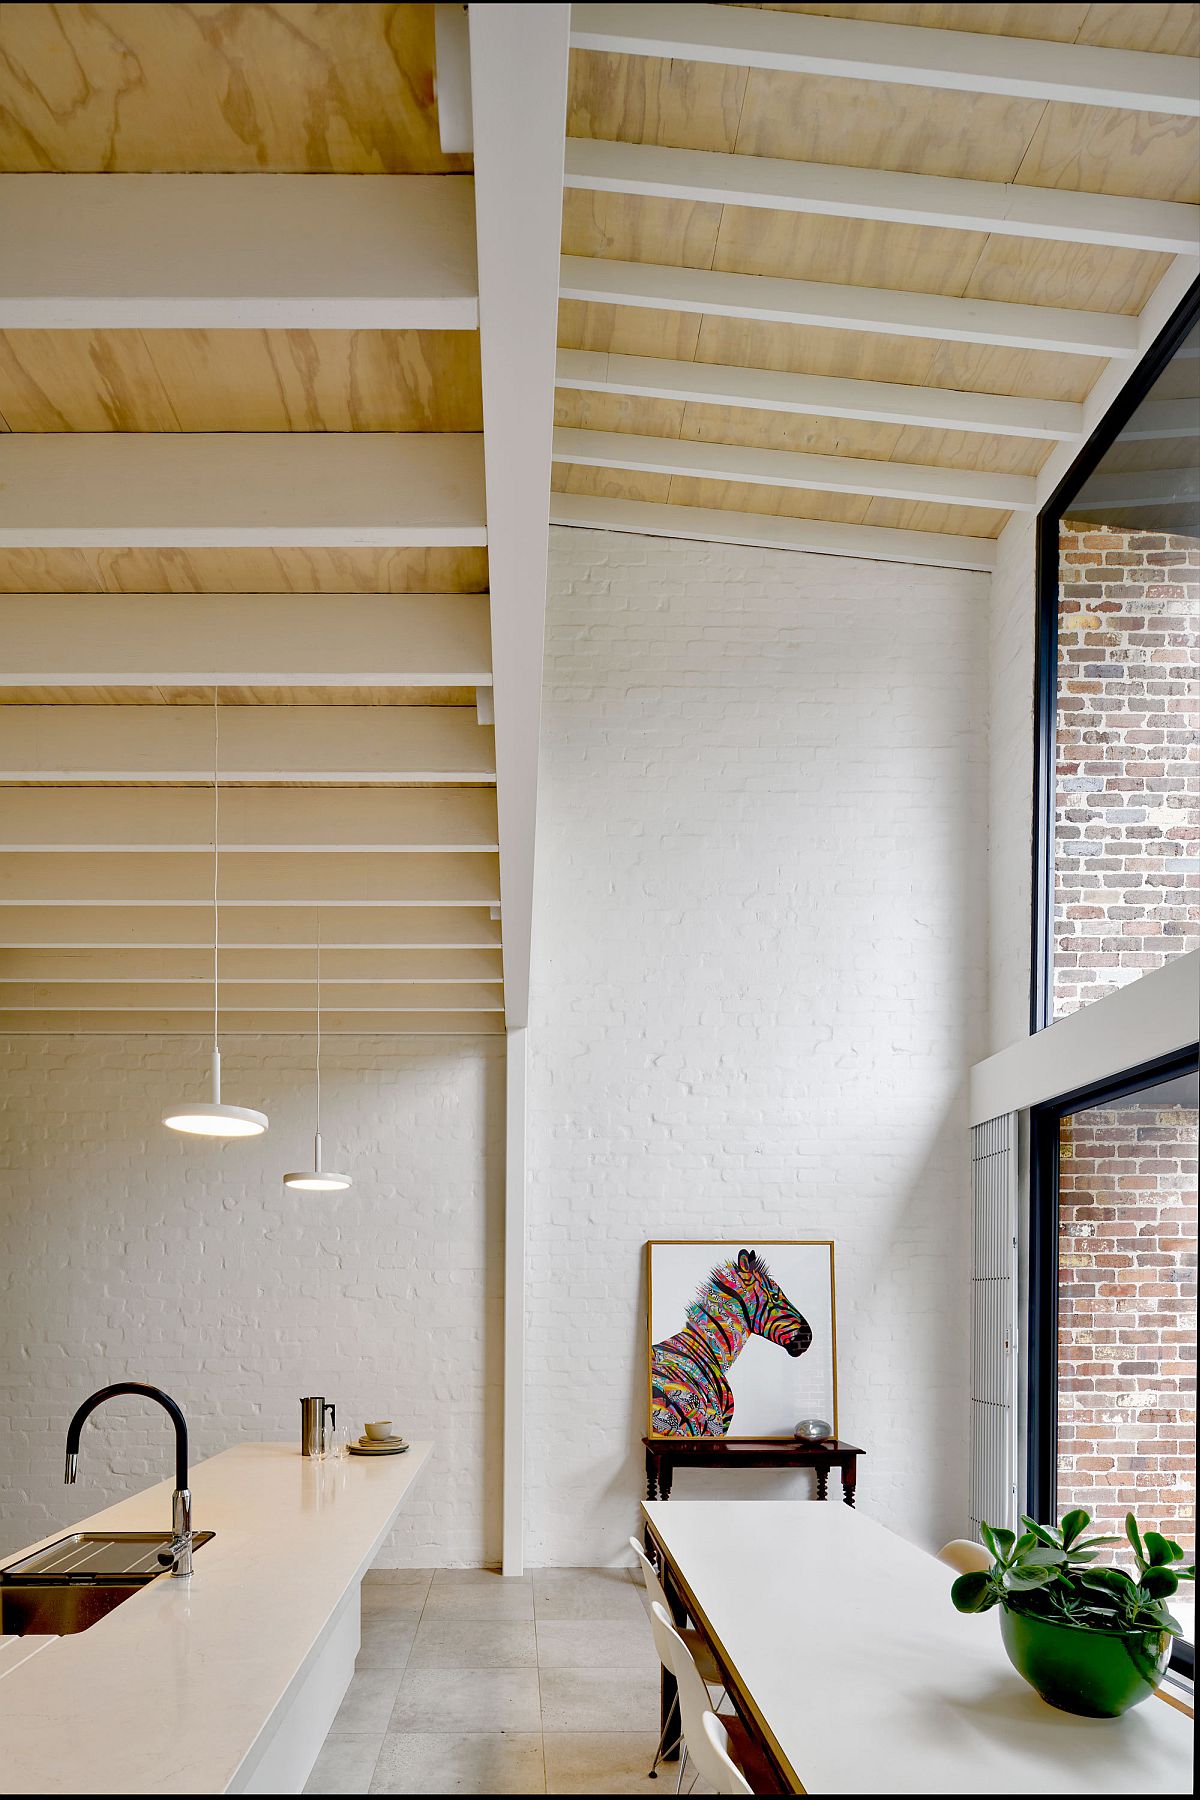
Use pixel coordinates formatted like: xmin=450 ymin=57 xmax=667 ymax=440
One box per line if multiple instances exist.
xmin=1051 ymin=322 xmax=1199 ymax=1021
xmin=1057 ymin=1071 xmax=1198 ymax=1603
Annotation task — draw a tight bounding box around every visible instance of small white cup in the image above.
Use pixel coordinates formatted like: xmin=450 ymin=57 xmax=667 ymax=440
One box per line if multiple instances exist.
xmin=364 ymin=1420 xmax=394 ymax=1441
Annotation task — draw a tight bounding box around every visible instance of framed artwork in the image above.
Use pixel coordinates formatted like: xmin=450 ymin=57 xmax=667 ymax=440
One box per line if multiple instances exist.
xmin=646 ymin=1239 xmax=837 ymax=1440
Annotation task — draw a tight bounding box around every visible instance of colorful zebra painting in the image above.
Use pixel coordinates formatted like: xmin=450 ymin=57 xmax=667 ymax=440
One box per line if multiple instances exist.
xmin=650 ymin=1248 xmax=813 ymax=1438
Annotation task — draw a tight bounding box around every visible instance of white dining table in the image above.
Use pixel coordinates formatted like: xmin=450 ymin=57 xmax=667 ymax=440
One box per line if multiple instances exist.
xmin=642 ymin=1500 xmax=1193 ymax=1796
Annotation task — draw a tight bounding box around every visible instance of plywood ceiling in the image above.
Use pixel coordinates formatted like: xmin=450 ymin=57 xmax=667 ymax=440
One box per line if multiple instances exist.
xmin=0 ymin=3 xmax=503 ymax=1035
xmin=553 ymin=2 xmax=1200 ymax=552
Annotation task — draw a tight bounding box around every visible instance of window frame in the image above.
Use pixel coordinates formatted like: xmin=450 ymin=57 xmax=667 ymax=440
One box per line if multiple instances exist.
xmin=1027 ymin=1043 xmax=1199 ymax=1676
xmin=1029 ymin=281 xmax=1200 ymax=1035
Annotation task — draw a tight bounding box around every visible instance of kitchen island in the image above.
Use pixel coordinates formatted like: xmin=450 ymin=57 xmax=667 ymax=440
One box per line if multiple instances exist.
xmin=0 ymin=1440 xmax=431 ymax=1794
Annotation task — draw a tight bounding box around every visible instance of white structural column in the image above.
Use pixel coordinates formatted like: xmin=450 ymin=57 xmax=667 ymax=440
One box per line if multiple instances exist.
xmin=468 ymin=0 xmax=570 ymax=1582
xmin=503 ymin=1026 xmax=528 ymax=1577
xmin=469 ymin=3 xmax=570 ymax=1032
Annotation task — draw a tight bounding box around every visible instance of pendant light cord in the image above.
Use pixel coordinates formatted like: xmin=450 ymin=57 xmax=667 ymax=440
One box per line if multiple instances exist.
xmin=315 ymin=908 xmax=322 ymax=1144
xmin=213 ymin=687 xmax=220 ymax=1055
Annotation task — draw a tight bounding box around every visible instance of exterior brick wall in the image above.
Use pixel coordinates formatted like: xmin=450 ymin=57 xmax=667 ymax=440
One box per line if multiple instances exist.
xmin=1057 ymin=1100 xmax=1197 ymax=1555
xmin=1054 ymin=522 xmax=1199 ymax=1020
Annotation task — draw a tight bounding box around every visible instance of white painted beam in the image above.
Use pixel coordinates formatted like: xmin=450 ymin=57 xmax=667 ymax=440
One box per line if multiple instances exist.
xmin=555 ymin=425 xmax=1035 ymax=511
xmin=555 ymin=347 xmax=1083 ymax=442
xmin=0 ymin=947 xmax=504 ymax=983
xmin=1121 ymin=396 xmax=1200 ymax=441
xmin=0 ymin=1010 xmax=506 ymax=1036
xmin=550 ymin=490 xmax=996 ymax=572
xmin=565 ymin=138 xmax=1200 ymax=257
xmin=0 ymin=906 xmax=503 ymax=950
xmin=0 ymin=981 xmax=504 ymax=1012
xmin=0 ymin=853 xmax=500 ymax=907
xmin=1032 ymin=258 xmax=1200 ymax=509
xmin=0 ymin=706 xmax=496 ymax=784
xmin=570 ymin=3 xmax=1200 ymax=118
xmin=0 ymin=435 xmax=487 ymax=548
xmin=434 ymin=4 xmax=474 ymax=154
xmin=559 ymin=257 xmax=1138 ymax=359
xmin=0 ymin=175 xmax=479 ymax=329
xmin=0 ymin=789 xmax=499 ymax=853
xmin=0 ymin=595 xmax=491 ymax=687
xmin=470 ymin=4 xmax=572 ymax=1034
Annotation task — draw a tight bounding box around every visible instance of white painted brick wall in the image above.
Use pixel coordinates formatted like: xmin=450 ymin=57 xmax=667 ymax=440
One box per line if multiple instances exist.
xmin=526 ymin=526 xmax=991 ymax=1565
xmin=988 ymin=513 xmax=1037 ymax=1052
xmin=0 ymin=1033 xmax=503 ymax=1566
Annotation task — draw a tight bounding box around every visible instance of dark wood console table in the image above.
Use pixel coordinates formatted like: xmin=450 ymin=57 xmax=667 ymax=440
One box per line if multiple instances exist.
xmin=643 ymin=1435 xmax=863 ymax=1506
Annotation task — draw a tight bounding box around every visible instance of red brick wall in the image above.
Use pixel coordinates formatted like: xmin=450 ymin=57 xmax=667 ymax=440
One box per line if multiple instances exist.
xmin=1054 ymin=523 xmax=1199 ymax=1020
xmin=1057 ymin=1101 xmax=1197 ymax=1555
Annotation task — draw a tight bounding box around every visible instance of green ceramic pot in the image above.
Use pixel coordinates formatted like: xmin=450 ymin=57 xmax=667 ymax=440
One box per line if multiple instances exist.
xmin=1000 ymin=1606 xmax=1172 ymax=1718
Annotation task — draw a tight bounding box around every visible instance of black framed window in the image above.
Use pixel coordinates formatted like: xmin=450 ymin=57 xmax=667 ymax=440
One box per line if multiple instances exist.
xmin=1028 ymin=1046 xmax=1198 ymax=1672
xmin=1031 ymin=283 xmax=1200 ymax=1034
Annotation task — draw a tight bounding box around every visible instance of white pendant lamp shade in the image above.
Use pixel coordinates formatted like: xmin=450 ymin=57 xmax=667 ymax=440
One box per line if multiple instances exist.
xmin=284 ymin=918 xmax=352 ymax=1192
xmin=163 ymin=693 xmax=269 ymax=1140
xmin=164 ymin=1047 xmax=269 ymax=1139
xmin=284 ymin=1132 xmax=351 ymax=1192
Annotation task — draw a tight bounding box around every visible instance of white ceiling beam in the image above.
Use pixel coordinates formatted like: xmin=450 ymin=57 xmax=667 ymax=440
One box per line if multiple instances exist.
xmin=0 ymin=853 xmax=500 ymax=908
xmin=0 ymin=981 xmax=504 ymax=1012
xmin=0 ymin=1009 xmax=506 ymax=1036
xmin=1120 ymin=396 xmax=1200 ymax=441
xmin=0 ymin=907 xmax=503 ymax=950
xmin=0 ymin=789 xmax=499 ymax=854
xmin=0 ymin=435 xmax=487 ymax=548
xmin=0 ymin=706 xmax=496 ymax=784
xmin=470 ymin=3 xmax=572 ymax=1033
xmin=555 ymin=425 xmax=1035 ymax=511
xmin=0 ymin=947 xmax=504 ymax=983
xmin=565 ymin=139 xmax=1200 ymax=257
xmin=555 ymin=347 xmax=1083 ymax=442
xmin=0 ymin=594 xmax=491 ymax=687
xmin=0 ymin=947 xmax=503 ymax=983
xmin=0 ymin=174 xmax=479 ymax=329
xmin=559 ymin=256 xmax=1138 ymax=359
xmin=434 ymin=4 xmax=474 ymax=154
xmin=550 ymin=490 xmax=996 ymax=572
xmin=1032 ymin=258 xmax=1199 ymax=510
xmin=569 ymin=3 xmax=1200 ymax=118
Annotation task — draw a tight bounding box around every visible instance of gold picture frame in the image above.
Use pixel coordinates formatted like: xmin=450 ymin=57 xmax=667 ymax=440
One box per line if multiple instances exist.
xmin=646 ymin=1238 xmax=838 ymax=1441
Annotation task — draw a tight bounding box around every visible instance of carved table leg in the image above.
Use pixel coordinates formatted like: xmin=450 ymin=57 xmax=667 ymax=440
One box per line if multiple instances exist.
xmin=645 ymin=1445 xmax=659 ymax=1502
xmin=841 ymin=1457 xmax=857 ymax=1508
xmin=659 ymin=1456 xmax=674 ymax=1502
xmin=815 ymin=1461 xmax=829 ymax=1502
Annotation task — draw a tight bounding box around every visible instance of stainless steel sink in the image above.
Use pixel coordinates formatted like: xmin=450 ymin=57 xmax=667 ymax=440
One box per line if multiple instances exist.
xmin=0 ymin=1531 xmax=215 ymax=1635
xmin=0 ymin=1580 xmax=148 ymax=1636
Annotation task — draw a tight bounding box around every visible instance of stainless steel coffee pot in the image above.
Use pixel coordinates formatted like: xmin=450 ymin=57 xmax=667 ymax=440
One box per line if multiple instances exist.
xmin=300 ymin=1395 xmax=336 ymax=1458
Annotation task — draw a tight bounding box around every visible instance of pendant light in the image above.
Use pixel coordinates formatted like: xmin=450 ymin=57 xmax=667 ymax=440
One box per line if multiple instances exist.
xmin=163 ymin=690 xmax=269 ymax=1139
xmin=284 ymin=913 xmax=352 ymax=1191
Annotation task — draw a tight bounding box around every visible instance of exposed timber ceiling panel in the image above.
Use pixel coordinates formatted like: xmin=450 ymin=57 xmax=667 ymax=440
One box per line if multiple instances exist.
xmin=0 ymin=2 xmax=572 ymax=1038
xmin=553 ymin=3 xmax=1200 ymax=570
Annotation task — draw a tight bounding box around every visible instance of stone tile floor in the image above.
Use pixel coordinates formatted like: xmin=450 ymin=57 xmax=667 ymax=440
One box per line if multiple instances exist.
xmin=304 ymin=1565 xmax=717 ymax=1795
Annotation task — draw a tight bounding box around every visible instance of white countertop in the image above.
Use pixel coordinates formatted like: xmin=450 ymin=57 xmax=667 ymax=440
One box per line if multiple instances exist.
xmin=645 ymin=1500 xmax=1193 ymax=1796
xmin=0 ymin=1441 xmax=431 ymax=1794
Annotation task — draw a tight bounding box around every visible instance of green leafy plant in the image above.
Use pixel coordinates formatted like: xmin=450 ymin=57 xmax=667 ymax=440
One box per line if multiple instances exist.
xmin=951 ymin=1509 xmax=1196 ymax=1638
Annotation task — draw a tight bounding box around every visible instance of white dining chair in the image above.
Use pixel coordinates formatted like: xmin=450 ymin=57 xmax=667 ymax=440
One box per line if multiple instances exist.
xmin=936 ymin=1538 xmax=992 ymax=1575
xmin=651 ymin=1601 xmax=765 ymax=1796
xmin=701 ymin=1711 xmax=755 ymax=1797
xmin=629 ymin=1537 xmax=725 ymax=1778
